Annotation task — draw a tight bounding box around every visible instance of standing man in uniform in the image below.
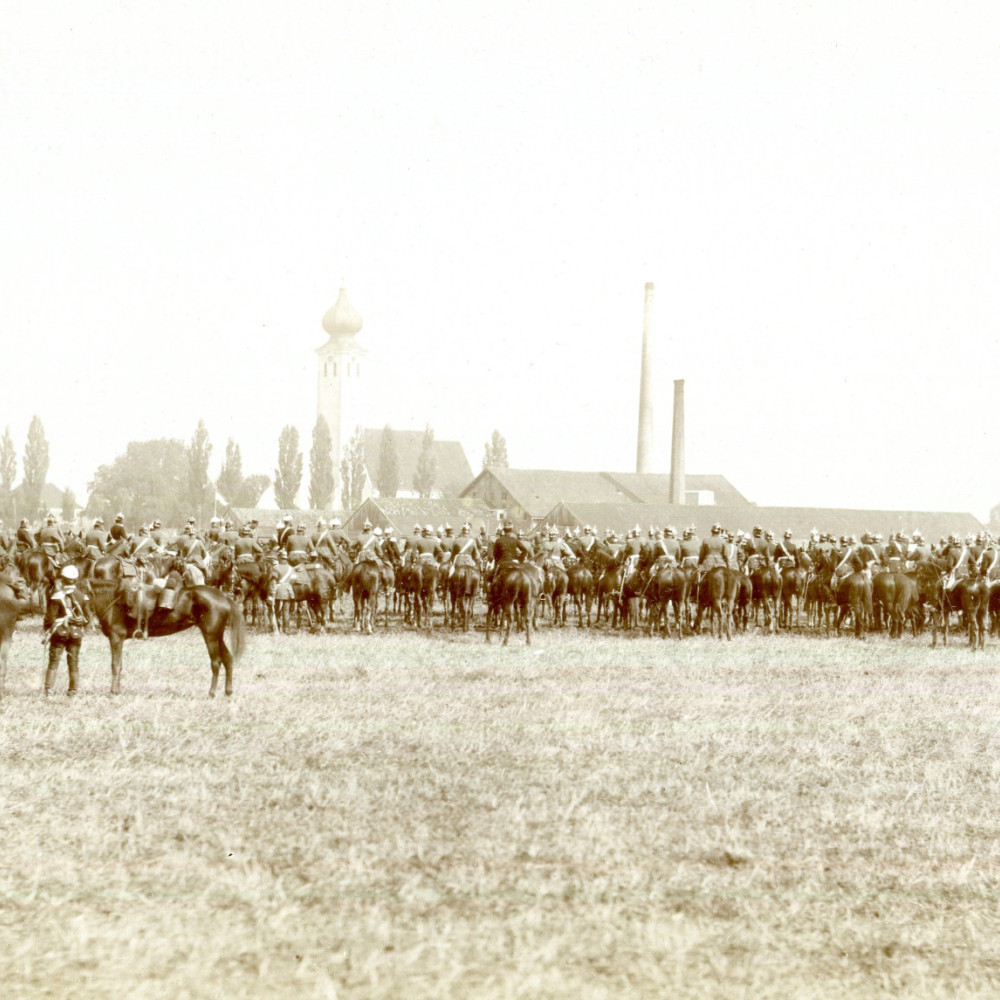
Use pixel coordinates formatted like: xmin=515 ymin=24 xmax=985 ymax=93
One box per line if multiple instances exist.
xmin=43 ymin=564 xmax=89 ymax=697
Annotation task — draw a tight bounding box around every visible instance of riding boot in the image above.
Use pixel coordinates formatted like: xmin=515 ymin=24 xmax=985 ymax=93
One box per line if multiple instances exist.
xmin=44 ymin=647 xmax=60 ymax=696
xmin=66 ymin=643 xmax=81 ymax=696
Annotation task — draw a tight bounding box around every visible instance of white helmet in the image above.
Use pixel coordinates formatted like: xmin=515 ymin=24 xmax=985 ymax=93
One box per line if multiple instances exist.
xmin=61 ymin=565 xmax=79 ymax=581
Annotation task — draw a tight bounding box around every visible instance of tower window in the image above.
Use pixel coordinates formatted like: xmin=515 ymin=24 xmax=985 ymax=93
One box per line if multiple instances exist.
xmin=333 ymin=362 xmax=338 ymax=377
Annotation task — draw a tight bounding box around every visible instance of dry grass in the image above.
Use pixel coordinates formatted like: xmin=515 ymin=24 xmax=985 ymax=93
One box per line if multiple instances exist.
xmin=2 ymin=620 xmax=1000 ymax=998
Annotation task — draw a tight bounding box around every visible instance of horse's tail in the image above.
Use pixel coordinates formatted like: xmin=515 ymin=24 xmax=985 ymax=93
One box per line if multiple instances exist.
xmin=226 ymin=595 xmax=247 ymax=662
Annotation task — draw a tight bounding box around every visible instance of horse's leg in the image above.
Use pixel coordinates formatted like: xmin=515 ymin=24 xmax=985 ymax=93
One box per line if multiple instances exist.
xmin=109 ymin=623 xmax=126 ymax=695
xmin=0 ymin=633 xmax=8 ymax=698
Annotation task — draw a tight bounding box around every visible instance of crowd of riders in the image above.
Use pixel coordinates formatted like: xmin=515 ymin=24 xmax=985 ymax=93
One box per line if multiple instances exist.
xmin=6 ymin=510 xmax=996 ymax=621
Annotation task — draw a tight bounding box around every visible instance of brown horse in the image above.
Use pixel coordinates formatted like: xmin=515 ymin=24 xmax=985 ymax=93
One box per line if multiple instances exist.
xmin=566 ymin=563 xmax=595 ymax=628
xmin=646 ymin=562 xmax=688 ymax=638
xmin=350 ymin=561 xmax=381 ymax=633
xmin=447 ymin=565 xmax=479 ymax=632
xmin=693 ymin=567 xmax=738 ymax=640
xmin=414 ymin=558 xmax=439 ymax=630
xmin=746 ymin=556 xmax=781 ymax=633
xmin=0 ymin=569 xmax=30 ymax=698
xmin=541 ymin=563 xmax=569 ymax=626
xmin=485 ymin=564 xmax=537 ymax=646
xmin=89 ymin=556 xmax=245 ymax=696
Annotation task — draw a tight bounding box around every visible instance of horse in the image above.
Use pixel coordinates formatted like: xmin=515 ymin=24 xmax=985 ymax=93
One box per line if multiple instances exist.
xmin=541 ymin=562 xmax=569 ymax=626
xmin=833 ymin=572 xmax=873 ymax=639
xmin=0 ymin=568 xmax=30 ymax=698
xmin=15 ymin=548 xmax=56 ymax=614
xmin=778 ymin=563 xmax=808 ymax=629
xmin=206 ymin=544 xmax=236 ymax=594
xmin=566 ymin=563 xmax=594 ymax=628
xmin=938 ymin=573 xmax=989 ymax=648
xmin=746 ymin=555 xmax=781 ymax=633
xmin=485 ymin=564 xmax=537 ymax=646
xmin=446 ymin=564 xmax=479 ymax=632
xmin=234 ymin=554 xmax=278 ymax=632
xmin=646 ymin=561 xmax=687 ymax=638
xmin=414 ymin=557 xmax=440 ymax=630
xmin=378 ymin=561 xmax=396 ymax=623
xmin=88 ymin=556 xmax=245 ymax=696
xmin=692 ymin=566 xmax=738 ymax=640
xmin=350 ymin=561 xmax=381 ymax=633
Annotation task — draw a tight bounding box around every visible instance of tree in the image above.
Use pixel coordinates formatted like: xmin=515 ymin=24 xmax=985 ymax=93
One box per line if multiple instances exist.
xmin=22 ymin=415 xmax=49 ymax=518
xmin=413 ymin=424 xmax=437 ymax=498
xmin=274 ymin=426 xmax=302 ymax=509
xmin=0 ymin=426 xmax=16 ymax=519
xmin=186 ymin=419 xmax=213 ymax=523
xmin=87 ymin=439 xmax=188 ymax=526
xmin=339 ymin=426 xmax=366 ymax=511
xmin=61 ymin=487 xmax=77 ymax=523
xmin=376 ymin=425 xmax=400 ymax=498
xmin=482 ymin=429 xmax=509 ymax=469
xmin=309 ymin=416 xmax=335 ymax=510
xmin=217 ymin=439 xmax=243 ymax=504
xmin=234 ymin=474 xmax=270 ymax=508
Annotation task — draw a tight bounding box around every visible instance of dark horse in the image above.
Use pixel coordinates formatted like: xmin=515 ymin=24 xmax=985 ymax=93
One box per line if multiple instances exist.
xmin=0 ymin=568 xmax=30 ymax=698
xmin=89 ymin=556 xmax=246 ymax=696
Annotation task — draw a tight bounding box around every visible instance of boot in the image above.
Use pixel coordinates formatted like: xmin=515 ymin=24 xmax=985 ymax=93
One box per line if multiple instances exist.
xmin=67 ymin=666 xmax=79 ymax=696
xmin=44 ymin=650 xmax=60 ymax=697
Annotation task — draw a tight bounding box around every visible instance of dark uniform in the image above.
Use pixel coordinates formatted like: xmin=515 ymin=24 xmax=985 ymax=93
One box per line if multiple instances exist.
xmin=16 ymin=519 xmax=35 ymax=553
xmin=284 ymin=525 xmax=315 ymax=566
xmin=698 ymin=525 xmax=730 ymax=570
xmin=43 ymin=568 xmax=89 ymax=696
xmin=493 ymin=526 xmax=532 ymax=566
xmin=84 ymin=520 xmax=108 ymax=559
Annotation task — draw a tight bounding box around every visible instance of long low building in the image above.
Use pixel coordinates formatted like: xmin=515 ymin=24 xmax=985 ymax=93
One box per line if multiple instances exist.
xmin=343 ymin=496 xmax=496 ymax=536
xmin=542 ymin=502 xmax=985 ymax=542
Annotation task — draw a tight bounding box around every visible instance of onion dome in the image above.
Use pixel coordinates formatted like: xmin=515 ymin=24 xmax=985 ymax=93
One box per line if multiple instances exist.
xmin=322 ymin=285 xmax=363 ymax=338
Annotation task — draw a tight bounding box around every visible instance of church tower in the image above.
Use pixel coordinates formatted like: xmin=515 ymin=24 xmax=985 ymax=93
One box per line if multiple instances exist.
xmin=317 ymin=285 xmax=366 ymax=508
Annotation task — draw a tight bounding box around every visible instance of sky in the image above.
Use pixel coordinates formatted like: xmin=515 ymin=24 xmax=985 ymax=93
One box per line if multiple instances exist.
xmin=4 ymin=1 xmax=1000 ymax=519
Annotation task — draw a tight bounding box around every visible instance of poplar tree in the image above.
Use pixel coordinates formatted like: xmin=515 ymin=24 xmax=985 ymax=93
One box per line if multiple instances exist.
xmin=309 ymin=416 xmax=335 ymax=509
xmin=413 ymin=424 xmax=436 ymax=499
xmin=376 ymin=425 xmax=399 ymax=498
xmin=274 ymin=426 xmax=303 ymax=509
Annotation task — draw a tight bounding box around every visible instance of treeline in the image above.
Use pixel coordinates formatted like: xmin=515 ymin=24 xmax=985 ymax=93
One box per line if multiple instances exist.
xmin=3 ymin=416 xmax=511 ymax=526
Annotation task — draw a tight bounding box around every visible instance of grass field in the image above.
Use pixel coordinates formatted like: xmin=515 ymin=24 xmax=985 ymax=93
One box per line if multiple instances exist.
xmin=3 ymin=618 xmax=1000 ymax=999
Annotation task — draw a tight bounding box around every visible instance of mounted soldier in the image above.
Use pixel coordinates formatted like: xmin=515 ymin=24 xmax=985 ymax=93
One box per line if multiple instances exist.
xmin=234 ymin=524 xmax=264 ymax=565
xmin=16 ymin=518 xmax=35 ymax=554
xmin=128 ymin=524 xmax=157 ymax=566
xmin=407 ymin=524 xmax=444 ymax=565
xmin=37 ymin=514 xmax=66 ymax=565
xmin=284 ymin=523 xmax=315 ymax=566
xmin=698 ymin=523 xmax=731 ymax=571
xmin=84 ymin=518 xmax=108 ymax=560
xmin=220 ymin=520 xmax=239 ymax=547
xmin=107 ymin=514 xmax=130 ymax=556
xmin=275 ymin=514 xmax=294 ymax=552
xmin=538 ymin=526 xmax=572 ymax=572
xmin=445 ymin=523 xmax=482 ymax=576
xmin=678 ymin=526 xmax=701 ymax=570
xmin=175 ymin=524 xmax=209 ymax=585
xmin=492 ymin=521 xmax=532 ymax=575
xmin=354 ymin=521 xmax=383 ymax=566
xmin=774 ymin=529 xmax=798 ymax=569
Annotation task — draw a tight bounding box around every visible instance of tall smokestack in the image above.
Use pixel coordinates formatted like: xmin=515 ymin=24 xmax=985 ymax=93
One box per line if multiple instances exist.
xmin=670 ymin=379 xmax=685 ymax=504
xmin=635 ymin=282 xmax=655 ymax=474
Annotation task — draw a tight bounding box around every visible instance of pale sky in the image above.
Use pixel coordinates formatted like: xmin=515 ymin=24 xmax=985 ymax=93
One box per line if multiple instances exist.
xmin=5 ymin=2 xmax=1000 ymax=518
